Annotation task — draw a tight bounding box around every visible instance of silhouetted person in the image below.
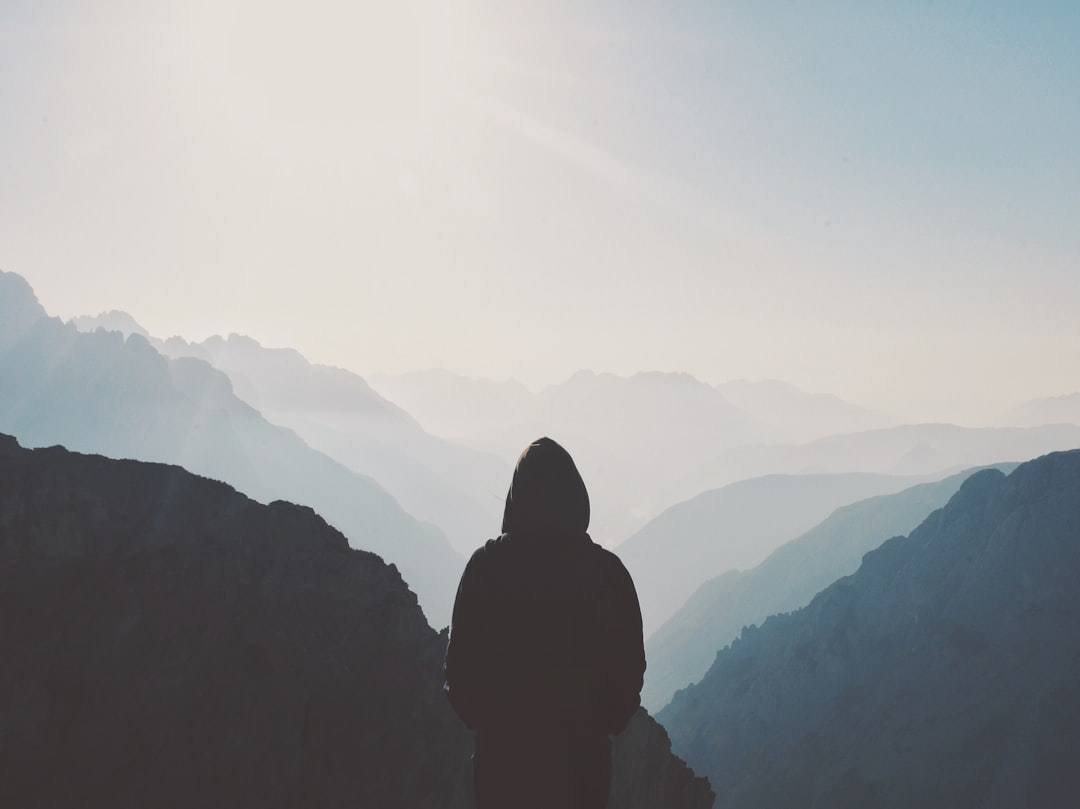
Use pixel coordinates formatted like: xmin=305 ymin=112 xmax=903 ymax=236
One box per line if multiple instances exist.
xmin=445 ymin=437 xmax=645 ymax=809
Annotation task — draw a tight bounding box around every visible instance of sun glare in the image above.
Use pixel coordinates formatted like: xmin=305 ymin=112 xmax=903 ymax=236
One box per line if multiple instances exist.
xmin=184 ymin=0 xmax=478 ymax=159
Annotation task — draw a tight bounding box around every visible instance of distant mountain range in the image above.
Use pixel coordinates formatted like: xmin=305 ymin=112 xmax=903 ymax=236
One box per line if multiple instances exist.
xmin=370 ymin=369 xmax=1080 ymax=544
xmin=715 ymin=378 xmax=899 ymax=443
xmin=1 ymin=271 xmax=462 ymax=626
xmin=641 ymin=464 xmax=1016 ymax=711
xmin=659 ymin=450 xmax=1080 ymax=808
xmin=618 ymin=471 xmax=938 ymax=636
xmin=378 ymin=369 xmax=767 ymax=542
xmin=1003 ymin=392 xmax=1080 ymax=428
xmin=0 ymin=434 xmax=714 ymax=808
xmin=370 ymin=369 xmax=902 ymax=542
xmin=675 ymin=422 xmax=1080 ymax=498
xmin=74 ymin=311 xmax=511 ymax=555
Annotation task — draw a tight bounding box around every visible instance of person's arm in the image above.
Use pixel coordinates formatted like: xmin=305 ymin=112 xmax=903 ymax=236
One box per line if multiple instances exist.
xmin=444 ymin=548 xmax=490 ymax=730
xmin=593 ymin=555 xmax=646 ymax=735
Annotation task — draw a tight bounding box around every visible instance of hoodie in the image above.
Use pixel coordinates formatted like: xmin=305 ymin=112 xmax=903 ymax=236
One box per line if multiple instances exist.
xmin=444 ymin=437 xmax=645 ymax=739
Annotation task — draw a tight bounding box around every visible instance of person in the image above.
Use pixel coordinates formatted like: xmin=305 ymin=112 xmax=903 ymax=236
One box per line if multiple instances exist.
xmin=444 ymin=437 xmax=646 ymax=809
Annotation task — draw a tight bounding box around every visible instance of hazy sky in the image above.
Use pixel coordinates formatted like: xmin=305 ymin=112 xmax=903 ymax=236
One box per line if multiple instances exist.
xmin=2 ymin=0 xmax=1078 ymax=420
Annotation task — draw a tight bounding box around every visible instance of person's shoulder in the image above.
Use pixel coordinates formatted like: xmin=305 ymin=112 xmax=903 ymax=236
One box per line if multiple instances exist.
xmin=587 ymin=541 xmax=633 ymax=579
xmin=466 ymin=534 xmax=512 ymax=566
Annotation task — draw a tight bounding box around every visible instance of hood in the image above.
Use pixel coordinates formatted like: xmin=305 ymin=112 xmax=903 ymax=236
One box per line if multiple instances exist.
xmin=501 ymin=437 xmax=590 ymax=536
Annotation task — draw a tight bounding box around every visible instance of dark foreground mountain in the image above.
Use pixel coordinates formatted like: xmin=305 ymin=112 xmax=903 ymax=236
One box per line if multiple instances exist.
xmin=659 ymin=450 xmax=1080 ymax=809
xmin=0 ymin=436 xmax=712 ymax=809
xmin=0 ymin=270 xmax=462 ymax=625
xmin=642 ymin=465 xmax=1014 ymax=711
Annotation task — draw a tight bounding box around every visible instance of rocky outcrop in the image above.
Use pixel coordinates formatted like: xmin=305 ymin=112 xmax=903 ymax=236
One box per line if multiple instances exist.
xmin=612 ymin=710 xmax=715 ymax=809
xmin=0 ymin=436 xmax=711 ymax=808
xmin=660 ymin=450 xmax=1080 ymax=809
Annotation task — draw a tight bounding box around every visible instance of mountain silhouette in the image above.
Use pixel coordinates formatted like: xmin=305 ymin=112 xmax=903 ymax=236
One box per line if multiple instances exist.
xmin=618 ymin=471 xmax=937 ymax=635
xmin=641 ymin=464 xmax=1015 ymax=711
xmin=0 ymin=434 xmax=713 ymax=809
xmin=74 ymin=318 xmax=512 ymax=555
xmin=659 ymin=450 xmax=1080 ymax=808
xmin=0 ymin=271 xmax=462 ymax=625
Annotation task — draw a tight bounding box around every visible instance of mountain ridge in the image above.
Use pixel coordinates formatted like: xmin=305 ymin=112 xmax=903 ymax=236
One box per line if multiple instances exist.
xmin=659 ymin=449 xmax=1080 ymax=808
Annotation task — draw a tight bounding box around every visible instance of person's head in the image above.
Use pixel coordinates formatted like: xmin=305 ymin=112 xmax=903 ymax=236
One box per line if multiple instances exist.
xmin=501 ymin=437 xmax=590 ymax=536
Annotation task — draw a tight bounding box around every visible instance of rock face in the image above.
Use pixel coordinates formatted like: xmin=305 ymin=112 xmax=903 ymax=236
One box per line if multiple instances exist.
xmin=659 ymin=450 xmax=1080 ymax=809
xmin=642 ymin=465 xmax=1015 ymax=711
xmin=612 ymin=711 xmax=715 ymax=809
xmin=0 ymin=436 xmax=712 ymax=808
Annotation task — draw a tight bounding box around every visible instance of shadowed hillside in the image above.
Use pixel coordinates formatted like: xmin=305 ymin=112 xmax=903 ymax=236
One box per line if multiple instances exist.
xmin=0 ymin=435 xmax=713 ymax=809
xmin=660 ymin=450 xmax=1080 ymax=808
xmin=642 ymin=465 xmax=1015 ymax=711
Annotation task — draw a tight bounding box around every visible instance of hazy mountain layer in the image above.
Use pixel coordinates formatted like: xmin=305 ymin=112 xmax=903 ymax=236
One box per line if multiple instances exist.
xmin=140 ymin=326 xmax=508 ymax=555
xmin=1004 ymin=392 xmax=1080 ymax=428
xmin=371 ymin=369 xmax=768 ymax=543
xmin=0 ymin=271 xmax=462 ymax=625
xmin=679 ymin=421 xmax=1080 ymax=497
xmin=642 ymin=465 xmax=1014 ymax=711
xmin=659 ymin=450 xmax=1080 ymax=808
xmin=0 ymin=435 xmax=713 ymax=809
xmin=618 ymin=472 xmax=933 ymax=635
xmin=715 ymin=378 xmax=899 ymax=443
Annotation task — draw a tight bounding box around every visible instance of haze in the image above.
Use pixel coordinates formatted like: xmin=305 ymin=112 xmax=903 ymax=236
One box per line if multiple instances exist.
xmin=2 ymin=0 xmax=1078 ymax=422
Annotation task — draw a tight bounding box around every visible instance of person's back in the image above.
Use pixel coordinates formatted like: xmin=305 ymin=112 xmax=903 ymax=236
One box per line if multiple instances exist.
xmin=445 ymin=437 xmax=645 ymax=809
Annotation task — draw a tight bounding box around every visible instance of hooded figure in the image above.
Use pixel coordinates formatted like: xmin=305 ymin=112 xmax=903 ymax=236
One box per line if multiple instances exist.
xmin=445 ymin=437 xmax=645 ymax=809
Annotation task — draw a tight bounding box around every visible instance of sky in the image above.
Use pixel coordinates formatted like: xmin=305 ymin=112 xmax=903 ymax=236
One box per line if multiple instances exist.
xmin=2 ymin=0 xmax=1078 ymax=421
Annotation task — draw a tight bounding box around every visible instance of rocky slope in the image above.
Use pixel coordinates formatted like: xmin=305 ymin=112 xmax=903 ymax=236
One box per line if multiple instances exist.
xmin=1 ymin=270 xmax=462 ymax=625
xmin=659 ymin=450 xmax=1080 ymax=808
xmin=642 ymin=465 xmax=1014 ymax=711
xmin=0 ymin=435 xmax=712 ymax=808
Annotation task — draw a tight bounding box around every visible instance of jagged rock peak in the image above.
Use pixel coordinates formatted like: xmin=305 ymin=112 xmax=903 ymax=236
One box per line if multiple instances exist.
xmin=0 ymin=270 xmax=47 ymax=340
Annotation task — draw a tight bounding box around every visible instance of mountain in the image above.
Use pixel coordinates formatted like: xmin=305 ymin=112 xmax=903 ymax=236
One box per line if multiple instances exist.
xmin=1004 ymin=392 xmax=1080 ymax=428
xmin=618 ymin=472 xmax=934 ymax=636
xmin=71 ymin=309 xmax=150 ymax=339
xmin=92 ymin=323 xmax=511 ymax=555
xmin=659 ymin=450 xmax=1080 ymax=808
xmin=715 ymin=378 xmax=899 ymax=443
xmin=676 ymin=421 xmax=1080 ymax=498
xmin=372 ymin=369 xmax=767 ymax=543
xmin=368 ymin=369 xmax=536 ymax=446
xmin=641 ymin=464 xmax=1015 ymax=711
xmin=0 ymin=271 xmax=462 ymax=625
xmin=0 ymin=435 xmax=713 ymax=809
